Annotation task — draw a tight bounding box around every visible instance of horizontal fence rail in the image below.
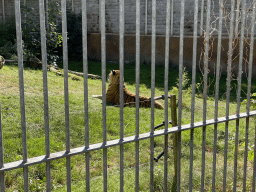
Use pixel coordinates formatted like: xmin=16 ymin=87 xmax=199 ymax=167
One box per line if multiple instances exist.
xmin=1 ymin=0 xmax=256 ymax=191
xmin=1 ymin=110 xmax=256 ymax=173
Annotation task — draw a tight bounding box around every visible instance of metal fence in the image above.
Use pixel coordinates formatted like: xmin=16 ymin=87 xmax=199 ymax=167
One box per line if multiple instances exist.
xmin=1 ymin=0 xmax=256 ymax=191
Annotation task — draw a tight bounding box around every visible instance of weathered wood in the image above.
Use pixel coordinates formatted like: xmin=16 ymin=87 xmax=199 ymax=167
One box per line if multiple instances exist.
xmin=113 ymin=95 xmax=167 ymax=107
xmin=4 ymin=59 xmax=19 ymax=63
xmin=170 ymin=94 xmax=178 ymax=192
xmin=53 ymin=66 xmax=101 ymax=79
xmin=67 ymin=69 xmax=101 ymax=79
xmin=4 ymin=59 xmax=101 ymax=79
xmin=49 ymin=66 xmax=83 ymax=81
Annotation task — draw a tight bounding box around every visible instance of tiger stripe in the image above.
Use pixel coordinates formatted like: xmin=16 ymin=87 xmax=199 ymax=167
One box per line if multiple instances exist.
xmin=106 ymin=70 xmax=164 ymax=109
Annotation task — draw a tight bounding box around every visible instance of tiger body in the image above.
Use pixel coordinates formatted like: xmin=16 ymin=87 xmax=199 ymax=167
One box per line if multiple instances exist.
xmin=93 ymin=70 xmax=164 ymax=109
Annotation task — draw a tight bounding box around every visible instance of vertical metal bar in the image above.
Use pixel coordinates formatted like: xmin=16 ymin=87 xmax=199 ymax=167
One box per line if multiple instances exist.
xmin=233 ymin=0 xmax=245 ymax=191
xmin=145 ymin=0 xmax=147 ymax=35
xmin=190 ymin=0 xmax=199 ymax=130
xmin=200 ymin=0 xmax=204 ymax=36
xmin=223 ymin=120 xmax=230 ymax=192
xmin=212 ymin=0 xmax=223 ymax=190
xmin=223 ymin=0 xmax=235 ymax=191
xmin=99 ymin=0 xmax=101 ymax=32
xmin=119 ymin=0 xmax=124 ymax=142
xmin=23 ymin=167 xmax=28 ymax=192
xmin=189 ymin=0 xmax=198 ymax=191
xmin=235 ymin=0 xmax=241 ymax=37
xmin=0 ymin=102 xmax=5 ymax=191
xmin=85 ymin=152 xmax=90 ymax=192
xmin=23 ymin=0 xmax=27 ymax=33
xmin=100 ymin=0 xmax=107 ymax=191
xmin=2 ymin=0 xmax=5 ymax=23
xmin=150 ymin=0 xmax=156 ymax=191
xmin=243 ymin=0 xmax=256 ymax=190
xmin=39 ymin=0 xmax=51 ymax=190
xmin=119 ymin=0 xmax=124 ymax=191
xmin=164 ymin=0 xmax=170 ymax=191
xmin=39 ymin=0 xmax=48 ymax=146
xmin=212 ymin=129 xmax=218 ymax=191
xmin=243 ymin=117 xmax=249 ymax=191
xmin=178 ymin=0 xmax=184 ymax=131
xmin=135 ymin=0 xmax=140 ymax=191
xmin=14 ymin=0 xmax=28 ymax=191
xmin=103 ymin=147 xmax=107 ymax=192
xmin=45 ymin=0 xmax=49 ymax=30
xmin=0 ymin=174 xmax=4 ymax=191
xmin=61 ymin=0 xmax=71 ymax=191
xmin=189 ymin=129 xmax=194 ymax=192
xmin=200 ymin=124 xmax=206 ymax=192
xmin=101 ymin=0 xmax=106 ymax=150
xmin=201 ymin=0 xmax=210 ymax=190
xmin=202 ymin=0 xmax=210 ymax=128
xmin=16 ymin=0 xmax=27 ymax=166
xmin=253 ymin=124 xmax=256 ymax=191
xmin=177 ymin=0 xmax=185 ymax=190
xmin=61 ymin=0 xmax=69 ymax=153
xmin=170 ymin=0 xmax=173 ymax=36
xmin=66 ymin=157 xmax=71 ymax=192
xmin=225 ymin=0 xmax=235 ymax=119
xmin=164 ymin=133 xmax=168 ymax=192
xmin=82 ymin=0 xmax=90 ymax=191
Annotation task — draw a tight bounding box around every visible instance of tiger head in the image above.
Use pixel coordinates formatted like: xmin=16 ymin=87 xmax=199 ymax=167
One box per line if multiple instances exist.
xmin=108 ymin=70 xmax=120 ymax=85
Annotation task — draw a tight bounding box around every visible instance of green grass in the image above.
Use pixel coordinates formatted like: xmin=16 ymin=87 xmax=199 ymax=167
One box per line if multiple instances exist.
xmin=0 ymin=62 xmax=255 ymax=191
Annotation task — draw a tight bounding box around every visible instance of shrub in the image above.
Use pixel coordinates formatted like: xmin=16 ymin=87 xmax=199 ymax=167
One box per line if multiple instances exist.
xmin=21 ymin=0 xmax=62 ymax=64
xmin=0 ymin=41 xmax=18 ymax=60
xmin=66 ymin=8 xmax=83 ymax=61
xmin=0 ymin=20 xmax=16 ymax=47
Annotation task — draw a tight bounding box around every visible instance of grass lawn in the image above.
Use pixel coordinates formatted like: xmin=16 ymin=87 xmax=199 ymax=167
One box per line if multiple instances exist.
xmin=0 ymin=61 xmax=255 ymax=191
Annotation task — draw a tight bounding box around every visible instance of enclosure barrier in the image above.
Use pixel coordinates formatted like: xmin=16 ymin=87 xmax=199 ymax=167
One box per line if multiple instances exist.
xmin=1 ymin=0 xmax=256 ymax=191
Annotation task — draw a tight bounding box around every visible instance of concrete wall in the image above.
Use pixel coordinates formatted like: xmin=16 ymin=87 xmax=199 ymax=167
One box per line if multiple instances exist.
xmin=0 ymin=0 xmax=15 ymax=22
xmin=1 ymin=0 xmax=255 ymax=36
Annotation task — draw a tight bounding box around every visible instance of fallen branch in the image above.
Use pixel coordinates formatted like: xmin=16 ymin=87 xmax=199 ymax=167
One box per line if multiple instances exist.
xmin=49 ymin=66 xmax=83 ymax=81
xmin=4 ymin=59 xmax=102 ymax=79
xmin=68 ymin=70 xmax=101 ymax=79
xmin=54 ymin=66 xmax=101 ymax=79
xmin=5 ymin=59 xmax=19 ymax=63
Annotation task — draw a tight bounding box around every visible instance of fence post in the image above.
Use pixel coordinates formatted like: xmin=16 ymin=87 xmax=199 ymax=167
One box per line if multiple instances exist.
xmin=170 ymin=94 xmax=178 ymax=191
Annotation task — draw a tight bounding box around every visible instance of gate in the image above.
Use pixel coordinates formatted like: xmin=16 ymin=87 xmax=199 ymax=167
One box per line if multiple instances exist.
xmin=0 ymin=0 xmax=256 ymax=191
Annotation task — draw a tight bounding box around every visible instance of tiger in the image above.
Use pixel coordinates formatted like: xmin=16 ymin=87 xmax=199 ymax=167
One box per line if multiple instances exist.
xmin=93 ymin=70 xmax=164 ymax=109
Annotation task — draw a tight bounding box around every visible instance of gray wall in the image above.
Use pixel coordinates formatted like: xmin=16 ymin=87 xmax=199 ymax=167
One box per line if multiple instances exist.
xmin=1 ymin=0 xmax=255 ymax=37
xmin=73 ymin=0 xmax=255 ymax=36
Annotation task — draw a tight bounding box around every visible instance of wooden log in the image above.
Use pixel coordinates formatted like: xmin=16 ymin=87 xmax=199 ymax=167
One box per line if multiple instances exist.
xmin=4 ymin=60 xmax=101 ymax=79
xmin=170 ymin=94 xmax=178 ymax=192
